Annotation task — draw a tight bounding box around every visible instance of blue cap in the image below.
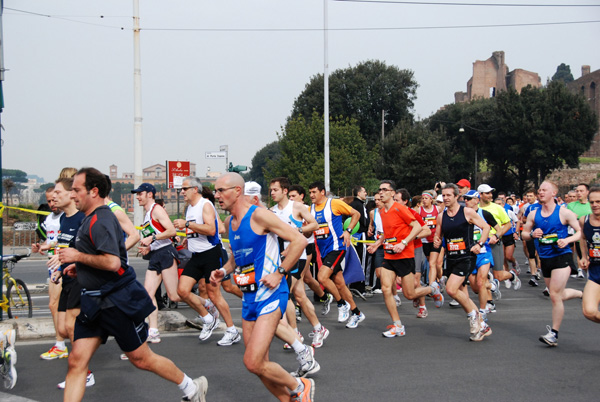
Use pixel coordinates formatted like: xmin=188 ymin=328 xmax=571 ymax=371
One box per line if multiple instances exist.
xmin=464 ymin=190 xmax=480 ymax=199
xmin=131 ymin=183 xmax=156 ymax=195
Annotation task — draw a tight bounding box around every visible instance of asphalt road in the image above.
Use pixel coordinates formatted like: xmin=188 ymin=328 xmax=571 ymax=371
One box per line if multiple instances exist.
xmin=1 ymin=254 xmax=598 ymax=401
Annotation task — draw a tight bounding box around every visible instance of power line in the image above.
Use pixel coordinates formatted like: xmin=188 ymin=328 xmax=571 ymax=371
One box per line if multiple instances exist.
xmin=4 ymin=7 xmax=127 ymax=30
xmin=334 ymin=0 xmax=600 ymax=7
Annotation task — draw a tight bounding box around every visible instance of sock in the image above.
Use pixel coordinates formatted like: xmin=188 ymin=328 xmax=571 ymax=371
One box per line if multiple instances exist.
xmin=552 ymin=328 xmax=559 ymax=338
xmin=393 ymin=320 xmax=402 ymax=327
xmin=202 ymin=314 xmax=213 ymax=324
xmin=227 ymin=326 xmax=236 ymax=332
xmin=149 ymin=327 xmax=159 ymax=335
xmin=313 ymin=323 xmax=322 ymax=332
xmin=291 ymin=378 xmax=304 ymax=395
xmin=178 ymin=375 xmax=196 ymax=397
xmin=352 ymin=307 xmax=360 ymax=316
xmin=56 ymin=341 xmax=66 ymax=349
xmin=336 ymin=300 xmax=344 ymax=307
xmin=419 ymin=304 xmax=426 ymax=308
xmin=468 ymin=310 xmax=477 ymax=318
xmin=319 ymin=291 xmax=329 ymax=302
xmin=291 ymin=340 xmax=304 ymax=354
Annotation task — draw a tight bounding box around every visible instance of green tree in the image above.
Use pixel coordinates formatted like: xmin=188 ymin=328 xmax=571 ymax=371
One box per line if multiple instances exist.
xmin=265 ymin=112 xmax=376 ymax=195
xmin=291 ymin=60 xmax=418 ymax=149
xmin=247 ymin=141 xmax=281 ymax=193
xmin=379 ymin=121 xmax=449 ymax=194
xmin=2 ymin=169 xmax=28 ymax=183
xmin=551 ymin=63 xmax=574 ymax=84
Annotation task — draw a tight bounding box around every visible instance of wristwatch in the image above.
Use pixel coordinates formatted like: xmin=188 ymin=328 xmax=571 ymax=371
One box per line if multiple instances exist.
xmin=152 ymin=233 xmax=157 ymax=242
xmin=277 ymin=266 xmax=287 ymax=275
xmin=346 ymin=227 xmax=353 ymax=234
xmin=185 ymin=221 xmax=190 ymax=228
xmin=401 ymin=239 xmax=408 ymax=246
xmin=477 ymin=241 xmax=484 ymax=248
xmin=298 ymin=227 xmax=303 ymax=234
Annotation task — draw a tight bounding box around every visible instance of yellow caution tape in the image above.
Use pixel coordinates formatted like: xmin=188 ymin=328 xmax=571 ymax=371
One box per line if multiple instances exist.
xmin=0 ymin=203 xmax=50 ymax=216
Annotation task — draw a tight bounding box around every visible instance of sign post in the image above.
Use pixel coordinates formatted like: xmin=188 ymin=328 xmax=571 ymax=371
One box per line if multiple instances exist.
xmin=166 ymin=161 xmax=191 ymax=219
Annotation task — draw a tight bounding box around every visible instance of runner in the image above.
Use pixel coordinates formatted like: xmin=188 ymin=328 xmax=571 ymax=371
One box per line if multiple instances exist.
xmin=173 ymin=177 xmax=240 ymax=346
xmin=497 ymin=192 xmax=521 ymax=274
xmin=309 ymin=181 xmax=366 ymax=328
xmin=210 ymin=172 xmax=315 ymax=402
xmin=132 ymin=183 xmax=183 ymax=344
xmin=269 ymin=178 xmax=329 ymax=349
xmin=522 ymin=181 xmax=583 ymax=347
xmin=419 ymin=190 xmax=444 ymax=292
xmin=59 ymin=168 xmax=207 ymax=402
xmin=433 ymin=184 xmax=492 ymax=341
xmin=568 ymin=183 xmax=592 ymax=279
xmin=519 ymin=191 xmax=542 ymax=286
xmin=579 ymin=187 xmax=600 ymax=324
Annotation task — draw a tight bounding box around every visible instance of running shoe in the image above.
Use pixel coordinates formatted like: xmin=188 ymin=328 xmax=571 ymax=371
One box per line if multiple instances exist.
xmin=2 ymin=330 xmax=17 ymax=389
xmin=534 ymin=273 xmax=541 ymax=281
xmin=430 ymin=282 xmax=444 ymax=308
xmin=291 ymin=378 xmax=315 ymax=402
xmin=217 ymin=328 xmax=241 ymax=346
xmin=511 ymin=269 xmax=522 ymax=290
xmin=382 ymin=324 xmax=406 ymax=338
xmin=284 ymin=329 xmax=305 ymax=349
xmin=309 ymin=326 xmax=329 ymax=348
xmin=345 ymin=312 xmax=365 ymax=328
xmin=120 ymin=353 xmax=129 ymax=360
xmin=513 ymin=261 xmax=521 ymax=275
xmin=337 ymin=301 xmax=350 ymax=322
xmin=577 ymin=268 xmax=585 ymax=279
xmin=479 ymin=309 xmax=488 ymax=322
xmin=504 ymin=279 xmax=512 ymax=289
xmin=413 ymin=299 xmax=419 ymax=308
xmin=491 ymin=279 xmax=502 ymax=300
xmin=468 ymin=313 xmax=480 ymax=335
xmin=291 ymin=346 xmax=320 ymax=378
xmin=199 ymin=318 xmax=220 ymax=341
xmin=295 ymin=305 xmax=302 ymax=322
xmin=181 ymin=376 xmax=208 ymax=402
xmin=185 ymin=315 xmax=204 ymax=331
xmin=372 ymin=289 xmax=383 ymax=294
xmin=394 ymin=295 xmax=402 ymax=306
xmin=147 ymin=331 xmax=161 ymax=344
xmin=416 ymin=306 xmax=428 ymax=318
xmin=58 ymin=371 xmax=95 ymax=389
xmin=40 ymin=345 xmax=69 ymax=360
xmin=470 ymin=324 xmax=492 ymax=341
xmin=206 ymin=299 xmax=220 ymax=321
xmin=529 ymin=277 xmax=538 ymax=287
xmin=543 ymin=287 xmax=550 ymax=297
xmin=321 ymin=293 xmax=334 ymax=316
xmin=539 ymin=325 xmax=558 ymax=347
xmin=449 ymin=299 xmax=460 ymax=307
xmin=486 ymin=302 xmax=496 ymax=313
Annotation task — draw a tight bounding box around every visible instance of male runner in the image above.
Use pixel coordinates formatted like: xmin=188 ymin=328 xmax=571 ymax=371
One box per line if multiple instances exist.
xmin=309 ymin=181 xmax=365 ymax=328
xmin=211 ymin=173 xmax=315 ymax=402
xmin=519 ymin=190 xmax=542 ymax=286
xmin=132 ymin=183 xmax=183 ymax=343
xmin=348 ymin=185 xmax=369 ymax=296
xmin=270 ymin=178 xmax=328 ymax=349
xmin=368 ymin=181 xmax=441 ymax=337
xmin=433 ymin=184 xmax=492 ymax=341
xmin=579 ymin=187 xmax=600 ymax=324
xmin=173 ymin=177 xmax=240 ymax=345
xmin=497 ymin=192 xmax=520 ymax=274
xmin=568 ymin=183 xmax=592 ymax=279
xmin=59 ymin=168 xmax=207 ymax=402
xmin=522 ymin=181 xmax=583 ymax=347
xmin=33 ymin=186 xmax=68 ymax=360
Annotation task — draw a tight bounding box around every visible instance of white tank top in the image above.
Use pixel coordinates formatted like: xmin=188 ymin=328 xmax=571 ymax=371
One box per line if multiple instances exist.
xmin=270 ymin=200 xmax=308 ymax=259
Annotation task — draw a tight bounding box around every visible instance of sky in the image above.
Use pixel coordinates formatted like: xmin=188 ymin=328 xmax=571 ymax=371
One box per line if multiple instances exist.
xmin=2 ymin=0 xmax=599 ymax=183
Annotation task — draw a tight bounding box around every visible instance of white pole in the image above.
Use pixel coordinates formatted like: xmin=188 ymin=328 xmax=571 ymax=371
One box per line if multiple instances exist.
xmin=323 ymin=0 xmax=330 ymax=193
xmin=133 ymin=0 xmax=143 ymax=225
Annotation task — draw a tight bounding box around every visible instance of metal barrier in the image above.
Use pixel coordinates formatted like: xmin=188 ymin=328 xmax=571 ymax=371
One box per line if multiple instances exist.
xmin=12 ymin=222 xmax=37 ymax=254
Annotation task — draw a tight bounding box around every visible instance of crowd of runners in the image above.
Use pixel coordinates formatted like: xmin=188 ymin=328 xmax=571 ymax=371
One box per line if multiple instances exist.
xmin=31 ymin=168 xmax=600 ymax=402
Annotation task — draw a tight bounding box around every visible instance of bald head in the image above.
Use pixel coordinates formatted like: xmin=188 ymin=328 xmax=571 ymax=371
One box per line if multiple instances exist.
xmin=219 ymin=172 xmax=245 ymax=188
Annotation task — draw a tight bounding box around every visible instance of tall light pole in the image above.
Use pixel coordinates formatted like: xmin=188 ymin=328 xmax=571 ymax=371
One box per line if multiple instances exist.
xmin=133 ymin=0 xmax=143 ymax=225
xmin=323 ymin=0 xmax=330 ymax=193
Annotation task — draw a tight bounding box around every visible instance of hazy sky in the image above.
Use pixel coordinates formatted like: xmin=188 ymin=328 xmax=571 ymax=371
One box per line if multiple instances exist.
xmin=2 ymin=0 xmax=599 ymax=183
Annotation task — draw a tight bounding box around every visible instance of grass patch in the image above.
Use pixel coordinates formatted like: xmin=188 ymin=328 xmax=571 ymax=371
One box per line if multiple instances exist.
xmin=580 ymin=157 xmax=600 ymax=164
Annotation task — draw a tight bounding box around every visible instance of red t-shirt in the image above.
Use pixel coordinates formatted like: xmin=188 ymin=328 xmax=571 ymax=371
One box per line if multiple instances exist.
xmin=380 ymin=202 xmax=417 ymax=260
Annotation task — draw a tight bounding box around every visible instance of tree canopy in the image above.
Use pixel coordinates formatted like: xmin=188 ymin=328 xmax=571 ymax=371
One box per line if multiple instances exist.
xmin=551 ymin=63 xmax=574 ymax=84
xmin=247 ymin=141 xmax=281 ymax=194
xmin=2 ymin=169 xmax=28 ymax=183
xmin=291 ymin=60 xmax=418 ymax=149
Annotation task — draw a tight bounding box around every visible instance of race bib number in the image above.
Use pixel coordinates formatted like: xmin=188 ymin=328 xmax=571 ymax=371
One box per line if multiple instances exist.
xmin=589 ymin=246 xmax=600 ymax=259
xmin=234 ymin=265 xmax=257 ymax=293
xmin=315 ymin=224 xmax=330 ymax=240
xmin=141 ymin=222 xmax=155 ymax=238
xmin=473 ymin=229 xmax=482 ymax=242
xmin=186 ymin=220 xmax=198 ymax=238
xmin=425 ymin=217 xmax=436 ymax=229
xmin=447 ymin=238 xmax=467 ymax=255
xmin=384 ymin=237 xmax=398 ymax=254
xmin=375 ymin=231 xmax=383 ymax=240
xmin=539 ymin=233 xmax=558 ymax=245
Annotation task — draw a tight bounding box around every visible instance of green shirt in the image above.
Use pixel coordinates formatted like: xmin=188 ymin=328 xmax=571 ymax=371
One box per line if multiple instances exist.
xmin=480 ymin=202 xmax=510 ymax=235
xmin=567 ymin=200 xmax=592 ymax=219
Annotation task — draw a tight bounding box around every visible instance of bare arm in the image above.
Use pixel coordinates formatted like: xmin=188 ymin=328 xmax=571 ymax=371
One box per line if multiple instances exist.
xmin=140 ymin=206 xmax=177 ymax=247
xmin=579 ymin=216 xmax=589 ymax=270
xmin=294 ymin=202 xmax=319 ymax=236
xmin=113 ymin=209 xmax=140 ymax=251
xmin=58 ymin=248 xmax=121 ymax=272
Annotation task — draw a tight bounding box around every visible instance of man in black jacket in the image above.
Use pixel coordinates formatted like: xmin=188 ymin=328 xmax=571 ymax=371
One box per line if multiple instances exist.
xmin=348 ymin=186 xmax=370 ymax=296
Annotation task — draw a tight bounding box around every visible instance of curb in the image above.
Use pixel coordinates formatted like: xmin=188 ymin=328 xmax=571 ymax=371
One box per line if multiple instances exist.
xmin=0 ymin=310 xmax=202 ymax=341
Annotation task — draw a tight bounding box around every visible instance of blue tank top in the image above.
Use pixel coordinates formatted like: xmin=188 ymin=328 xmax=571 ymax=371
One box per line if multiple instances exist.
xmin=583 ymin=215 xmax=600 ymax=265
xmin=229 ymin=205 xmax=287 ymax=303
xmin=311 ymin=199 xmax=344 ymax=258
xmin=533 ymin=205 xmax=571 ymax=258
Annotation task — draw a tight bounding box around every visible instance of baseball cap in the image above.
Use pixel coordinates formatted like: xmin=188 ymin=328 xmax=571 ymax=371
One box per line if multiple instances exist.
xmin=477 ymin=184 xmax=495 ymax=194
xmin=457 ymin=179 xmax=471 ymax=188
xmin=244 ymin=181 xmax=261 ymax=196
xmin=463 ymin=190 xmax=480 ymax=199
xmin=436 ymin=194 xmax=443 ymax=203
xmin=131 ymin=183 xmax=156 ymax=195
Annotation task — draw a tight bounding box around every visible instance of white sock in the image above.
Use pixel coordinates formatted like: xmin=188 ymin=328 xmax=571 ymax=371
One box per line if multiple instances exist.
xmin=313 ymin=323 xmax=322 ymax=332
xmin=149 ymin=327 xmax=159 ymax=335
xmin=56 ymin=341 xmax=66 ymax=349
xmin=178 ymin=375 xmax=196 ymax=397
xmin=468 ymin=310 xmax=477 ymax=318
xmin=292 ymin=340 xmax=304 ymax=354
xmin=202 ymin=314 xmax=213 ymax=324
xmin=204 ymin=299 xmax=212 ymax=307
xmin=227 ymin=326 xmax=236 ymax=332
xmin=291 ymin=378 xmax=304 ymax=394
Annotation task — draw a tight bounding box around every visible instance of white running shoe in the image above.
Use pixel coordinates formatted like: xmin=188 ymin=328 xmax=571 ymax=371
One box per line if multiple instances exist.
xmin=291 ymin=346 xmax=320 ymax=378
xmin=58 ymin=371 xmax=95 ymax=389
xmin=321 ymin=293 xmax=334 ymax=316
xmin=394 ymin=295 xmax=402 ymax=306
xmin=309 ymin=326 xmax=329 ymax=348
xmin=206 ymin=299 xmax=220 ymax=321
xmin=217 ymin=328 xmax=241 ymax=346
xmin=577 ymin=268 xmax=585 ymax=279
xmin=337 ymin=301 xmax=350 ymax=322
xmin=345 ymin=312 xmax=365 ymax=329
xmin=539 ymin=325 xmax=558 ymax=347
xmin=449 ymin=299 xmax=460 ymax=307
xmin=199 ymin=318 xmax=220 ymax=341
xmin=382 ymin=324 xmax=406 ymax=338
xmin=181 ymin=376 xmax=208 ymax=402
xmin=511 ymin=269 xmax=522 ymax=290
xmin=147 ymin=331 xmax=161 ymax=344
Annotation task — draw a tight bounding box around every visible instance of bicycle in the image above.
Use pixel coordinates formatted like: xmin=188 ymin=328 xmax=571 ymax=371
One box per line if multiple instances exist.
xmin=1 ymin=253 xmax=33 ymax=319
xmin=0 ymin=328 xmax=17 ymax=389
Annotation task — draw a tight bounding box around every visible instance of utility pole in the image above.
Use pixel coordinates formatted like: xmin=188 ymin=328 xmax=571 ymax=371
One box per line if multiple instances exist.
xmin=323 ymin=0 xmax=330 ymax=193
xmin=133 ymin=0 xmax=143 ymax=226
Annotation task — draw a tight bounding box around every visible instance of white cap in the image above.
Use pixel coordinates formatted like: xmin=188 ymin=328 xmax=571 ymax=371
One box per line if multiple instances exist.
xmin=244 ymin=181 xmax=261 ymax=196
xmin=436 ymin=194 xmax=443 ymax=203
xmin=477 ymin=184 xmax=495 ymax=193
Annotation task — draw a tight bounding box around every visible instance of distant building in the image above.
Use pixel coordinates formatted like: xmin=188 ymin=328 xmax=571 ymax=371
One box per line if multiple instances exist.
xmin=567 ymin=65 xmax=600 ymax=158
xmin=455 ymin=51 xmax=541 ymax=103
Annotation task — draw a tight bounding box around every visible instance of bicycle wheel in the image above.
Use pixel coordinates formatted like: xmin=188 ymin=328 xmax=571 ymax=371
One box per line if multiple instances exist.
xmin=7 ymin=279 xmax=33 ymax=319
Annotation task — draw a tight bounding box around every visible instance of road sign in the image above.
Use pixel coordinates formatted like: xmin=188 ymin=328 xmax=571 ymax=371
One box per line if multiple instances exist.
xmin=205 ymin=152 xmax=227 ymax=159
xmin=167 ymin=161 xmax=191 ymax=189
